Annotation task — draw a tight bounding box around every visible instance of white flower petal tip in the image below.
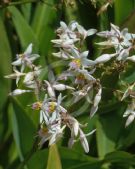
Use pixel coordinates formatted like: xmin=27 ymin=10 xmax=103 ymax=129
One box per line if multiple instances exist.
xmin=87 ymin=29 xmax=97 ymax=36
xmin=90 ymin=88 xmax=102 ymax=118
xmin=9 ymin=89 xmax=32 ymax=96
xmin=93 ymin=88 xmax=102 ymax=107
xmin=68 ymin=138 xmax=76 ymax=148
xmin=95 ymin=53 xmax=117 ymax=64
xmin=90 ymin=105 xmax=98 ymax=118
xmin=126 ymin=55 xmax=135 ymax=62
xmin=11 ymin=58 xmax=22 ymax=66
xmin=73 ymin=121 xmax=79 ymax=136
xmin=117 ymin=49 xmax=129 ymax=61
xmin=79 ymin=129 xmax=89 ymax=153
xmin=86 ymin=129 xmax=96 ymax=136
xmin=125 ymin=114 xmax=135 ymax=127
xmin=53 ymin=84 xmax=75 ymax=91
xmin=24 ymin=43 xmax=33 ymax=55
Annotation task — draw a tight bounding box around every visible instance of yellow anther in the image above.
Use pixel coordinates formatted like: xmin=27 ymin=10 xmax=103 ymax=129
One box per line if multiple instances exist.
xmin=32 ymin=102 xmax=42 ymax=110
xmin=48 ymin=102 xmax=56 ymax=113
xmin=72 ymin=59 xmax=81 ymax=68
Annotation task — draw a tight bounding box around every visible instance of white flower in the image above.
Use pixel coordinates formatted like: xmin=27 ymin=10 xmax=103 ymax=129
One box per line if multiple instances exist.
xmin=38 ymin=125 xmax=66 ymax=147
xmin=23 ymin=68 xmax=42 ymax=85
xmin=40 ymin=94 xmax=67 ymax=125
xmin=73 ymin=85 xmax=93 ymax=103
xmin=44 ymin=71 xmax=74 ymax=98
xmin=123 ymin=102 xmax=135 ymax=127
xmin=51 ymin=39 xmax=78 ymax=49
xmin=126 ymin=55 xmax=135 ymax=62
xmin=4 ymin=67 xmax=26 ymax=86
xmin=69 ymin=48 xmax=96 ymax=70
xmin=90 ymin=87 xmax=102 ymax=117
xmin=125 ymin=114 xmax=135 ymax=127
xmin=77 ymin=24 xmax=97 ymax=39
xmin=79 ymin=129 xmax=89 ymax=153
xmin=9 ymin=89 xmax=32 ymax=96
xmin=12 ymin=43 xmax=40 ymax=72
xmin=121 ymin=83 xmax=135 ymax=101
xmin=56 ymin=21 xmax=78 ymax=39
xmin=97 ymin=23 xmax=134 ymax=53
xmin=52 ymin=50 xmax=73 ymax=60
xmin=117 ymin=48 xmax=130 ymax=61
xmin=95 ymin=53 xmax=117 ymax=64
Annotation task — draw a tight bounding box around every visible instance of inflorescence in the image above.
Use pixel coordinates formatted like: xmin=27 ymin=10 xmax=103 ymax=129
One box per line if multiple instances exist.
xmin=5 ymin=21 xmax=135 ymax=153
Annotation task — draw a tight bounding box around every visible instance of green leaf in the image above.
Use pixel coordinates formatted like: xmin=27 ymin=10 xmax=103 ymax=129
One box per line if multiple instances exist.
xmin=21 ymin=4 xmax=32 ymax=23
xmin=114 ymin=0 xmax=134 ymax=25
xmin=104 ymin=151 xmax=135 ymax=165
xmin=96 ymin=110 xmax=124 ymax=158
xmin=96 ymin=119 xmax=115 ymax=159
xmin=0 ymin=15 xmax=12 ymax=142
xmin=59 ymin=147 xmax=100 ymax=169
xmin=27 ymin=149 xmax=49 ymax=169
xmin=8 ymin=6 xmax=38 ymax=50
xmin=32 ymin=0 xmax=61 ymax=57
xmin=0 ymin=16 xmax=11 ymax=110
xmin=11 ymin=98 xmax=36 ymax=161
xmin=46 ymin=144 xmax=62 ymax=169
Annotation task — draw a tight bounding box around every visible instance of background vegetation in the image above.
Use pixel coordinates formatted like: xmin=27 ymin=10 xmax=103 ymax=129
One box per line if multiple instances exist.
xmin=1 ymin=0 xmax=135 ymax=169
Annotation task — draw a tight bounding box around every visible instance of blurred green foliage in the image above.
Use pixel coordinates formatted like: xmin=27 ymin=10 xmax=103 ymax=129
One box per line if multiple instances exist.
xmin=1 ymin=0 xmax=135 ymax=169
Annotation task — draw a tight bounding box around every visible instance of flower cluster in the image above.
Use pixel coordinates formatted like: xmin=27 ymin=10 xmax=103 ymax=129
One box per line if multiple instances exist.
xmin=52 ymin=21 xmax=102 ymax=117
xmin=97 ymin=24 xmax=135 ymax=126
xmin=5 ymin=25 xmax=97 ymax=152
xmin=5 ymin=21 xmax=135 ymax=153
xmin=97 ymin=23 xmax=135 ymax=62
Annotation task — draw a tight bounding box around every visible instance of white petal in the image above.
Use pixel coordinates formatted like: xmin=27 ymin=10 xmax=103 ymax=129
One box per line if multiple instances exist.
xmin=50 ymin=111 xmax=57 ymax=122
xmin=96 ymin=31 xmax=112 ymax=38
xmin=73 ymin=120 xmax=79 ymax=136
xmin=69 ymin=21 xmax=78 ymax=31
xmin=44 ymin=80 xmax=55 ymax=98
xmin=96 ymin=41 xmax=114 ymax=46
xmin=85 ymin=129 xmax=96 ymax=137
xmin=93 ymin=88 xmax=102 ymax=107
xmin=125 ymin=114 xmax=135 ymax=127
xmin=123 ymin=109 xmax=131 ymax=117
xmin=29 ymin=54 xmax=40 ymax=61
xmin=95 ymin=53 xmax=116 ymax=63
xmin=87 ymin=29 xmax=97 ymax=36
xmin=40 ymin=110 xmax=44 ymax=124
xmin=71 ymin=48 xmax=79 ymax=58
xmin=48 ymin=86 xmax=55 ymax=98
xmin=81 ymin=51 xmax=89 ymax=58
xmin=49 ymin=134 xmax=57 ymax=145
xmin=117 ymin=49 xmax=129 ymax=61
xmin=20 ymin=63 xmax=25 ymax=72
xmin=81 ymin=58 xmax=97 ymax=66
xmin=79 ymin=129 xmax=89 ymax=153
xmin=121 ymin=90 xmax=129 ymax=101
xmin=51 ymin=39 xmax=62 ymax=44
xmin=60 ymin=21 xmax=67 ymax=30
xmin=68 ymin=137 xmax=75 ymax=148
xmin=24 ymin=43 xmax=33 ymax=55
xmin=12 ymin=58 xmax=22 ymax=66
xmin=77 ymin=25 xmax=87 ymax=38
xmin=90 ymin=105 xmax=98 ymax=118
xmin=9 ymin=89 xmax=31 ymax=96
xmin=53 ymin=84 xmax=74 ymax=91
xmin=121 ymin=28 xmax=128 ymax=37
xmin=23 ymin=72 xmax=34 ymax=84
xmin=126 ymin=55 xmax=135 ymax=62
